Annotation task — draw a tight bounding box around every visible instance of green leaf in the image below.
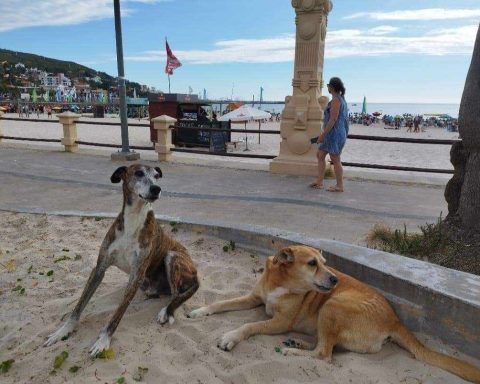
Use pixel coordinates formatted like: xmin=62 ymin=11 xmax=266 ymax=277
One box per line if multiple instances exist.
xmin=222 ymin=245 xmax=229 ymax=252
xmin=69 ymin=366 xmax=80 ymax=373
xmin=116 ymin=377 xmax=126 ymax=384
xmin=95 ymin=348 xmax=115 ymax=359
xmin=46 ymin=270 xmax=54 ymax=276
xmin=53 ymin=351 xmax=69 ymax=369
xmin=0 ymin=359 xmax=14 ymax=374
xmin=274 ymin=346 xmax=282 ymax=353
xmin=27 ymin=265 xmax=33 ymax=274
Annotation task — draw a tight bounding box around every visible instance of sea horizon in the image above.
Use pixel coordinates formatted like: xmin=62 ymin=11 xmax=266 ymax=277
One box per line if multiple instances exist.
xmin=229 ymin=102 xmax=461 ymax=118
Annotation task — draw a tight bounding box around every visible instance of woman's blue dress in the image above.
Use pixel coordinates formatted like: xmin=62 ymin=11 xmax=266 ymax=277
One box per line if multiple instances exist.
xmin=319 ymin=95 xmax=349 ymax=155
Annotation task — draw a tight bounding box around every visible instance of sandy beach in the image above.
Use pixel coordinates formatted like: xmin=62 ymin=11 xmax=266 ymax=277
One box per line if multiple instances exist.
xmin=1 ymin=212 xmax=477 ymax=384
xmin=0 ymin=113 xmax=459 ymax=172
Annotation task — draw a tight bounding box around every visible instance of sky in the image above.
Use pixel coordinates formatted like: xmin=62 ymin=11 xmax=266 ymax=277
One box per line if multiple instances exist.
xmin=0 ymin=0 xmax=479 ymax=103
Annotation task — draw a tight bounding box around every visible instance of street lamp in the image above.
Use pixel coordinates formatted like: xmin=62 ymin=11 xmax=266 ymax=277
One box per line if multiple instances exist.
xmin=111 ymin=0 xmax=140 ymax=161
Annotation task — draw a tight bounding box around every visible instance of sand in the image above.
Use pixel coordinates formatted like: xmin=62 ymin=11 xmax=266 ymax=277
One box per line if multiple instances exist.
xmin=0 ymin=212 xmax=476 ymax=384
xmin=0 ymin=113 xmax=459 ymax=171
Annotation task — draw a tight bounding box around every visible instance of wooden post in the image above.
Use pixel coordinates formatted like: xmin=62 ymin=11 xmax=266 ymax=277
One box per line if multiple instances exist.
xmin=58 ymin=111 xmax=81 ymax=152
xmin=152 ymin=115 xmax=176 ymax=161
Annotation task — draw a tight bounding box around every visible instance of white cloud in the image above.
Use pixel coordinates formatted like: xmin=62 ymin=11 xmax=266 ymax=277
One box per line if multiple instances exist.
xmin=124 ymin=25 xmax=478 ymax=64
xmin=0 ymin=0 xmax=168 ymax=32
xmin=345 ymin=8 xmax=480 ymax=21
xmin=368 ymin=26 xmax=399 ymax=36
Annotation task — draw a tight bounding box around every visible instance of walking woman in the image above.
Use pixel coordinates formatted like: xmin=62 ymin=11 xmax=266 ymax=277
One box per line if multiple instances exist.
xmin=309 ymin=77 xmax=349 ymax=192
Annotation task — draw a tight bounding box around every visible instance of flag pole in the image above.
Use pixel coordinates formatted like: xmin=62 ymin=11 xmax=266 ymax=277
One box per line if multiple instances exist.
xmin=111 ymin=0 xmax=139 ymax=161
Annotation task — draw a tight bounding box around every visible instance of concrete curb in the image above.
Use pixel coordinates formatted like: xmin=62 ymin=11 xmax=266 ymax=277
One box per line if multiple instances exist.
xmin=2 ymin=207 xmax=479 ymax=358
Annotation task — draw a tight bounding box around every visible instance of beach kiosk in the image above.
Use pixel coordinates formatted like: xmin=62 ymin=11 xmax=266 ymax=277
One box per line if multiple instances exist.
xmin=148 ymin=93 xmax=231 ymax=150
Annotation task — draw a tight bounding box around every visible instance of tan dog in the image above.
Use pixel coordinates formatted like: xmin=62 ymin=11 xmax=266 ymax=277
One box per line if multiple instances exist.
xmin=189 ymin=245 xmax=480 ymax=383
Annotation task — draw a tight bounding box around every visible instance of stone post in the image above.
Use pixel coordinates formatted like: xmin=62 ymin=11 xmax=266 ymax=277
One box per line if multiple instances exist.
xmin=152 ymin=115 xmax=176 ymax=161
xmin=58 ymin=111 xmax=81 ymax=152
xmin=0 ymin=110 xmax=4 ymax=143
xmin=270 ymin=0 xmax=333 ymax=176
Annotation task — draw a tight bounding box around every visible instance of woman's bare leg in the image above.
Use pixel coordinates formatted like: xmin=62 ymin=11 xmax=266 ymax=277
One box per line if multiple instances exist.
xmin=309 ymin=150 xmax=328 ymax=188
xmin=328 ymin=154 xmax=344 ymax=192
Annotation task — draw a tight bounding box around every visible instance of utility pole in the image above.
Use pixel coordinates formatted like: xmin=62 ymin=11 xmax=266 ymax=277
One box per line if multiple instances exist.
xmin=111 ymin=0 xmax=139 ymax=161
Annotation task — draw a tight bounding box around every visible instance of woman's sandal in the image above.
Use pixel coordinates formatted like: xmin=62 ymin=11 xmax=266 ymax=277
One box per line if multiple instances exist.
xmin=308 ymin=182 xmax=324 ymax=190
xmin=327 ymin=186 xmax=344 ymax=193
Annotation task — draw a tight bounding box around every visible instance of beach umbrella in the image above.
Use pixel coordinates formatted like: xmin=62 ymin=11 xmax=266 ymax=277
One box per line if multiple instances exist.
xmin=32 ymin=88 xmax=38 ymax=103
xmin=362 ymin=96 xmax=367 ymax=114
xmin=217 ymin=105 xmax=271 ymax=123
xmin=218 ymin=105 xmax=271 ymax=151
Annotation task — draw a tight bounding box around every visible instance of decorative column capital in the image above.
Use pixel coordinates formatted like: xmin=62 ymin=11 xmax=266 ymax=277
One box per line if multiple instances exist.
xmin=291 ymin=0 xmax=333 ymax=14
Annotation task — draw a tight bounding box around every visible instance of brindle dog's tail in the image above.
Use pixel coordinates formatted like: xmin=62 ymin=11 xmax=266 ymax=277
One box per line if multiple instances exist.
xmin=392 ymin=324 xmax=480 ymax=383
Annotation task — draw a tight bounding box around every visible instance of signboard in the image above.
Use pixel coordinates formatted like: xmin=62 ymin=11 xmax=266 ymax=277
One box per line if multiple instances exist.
xmin=210 ymin=131 xmax=227 ymax=153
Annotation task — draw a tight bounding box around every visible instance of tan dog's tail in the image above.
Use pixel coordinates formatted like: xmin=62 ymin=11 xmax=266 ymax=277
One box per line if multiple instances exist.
xmin=392 ymin=324 xmax=480 ymax=383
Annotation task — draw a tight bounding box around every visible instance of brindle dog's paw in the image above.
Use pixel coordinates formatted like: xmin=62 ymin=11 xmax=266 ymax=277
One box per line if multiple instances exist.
xmin=157 ymin=307 xmax=175 ymax=325
xmin=44 ymin=319 xmax=76 ymax=347
xmin=218 ymin=330 xmax=242 ymax=351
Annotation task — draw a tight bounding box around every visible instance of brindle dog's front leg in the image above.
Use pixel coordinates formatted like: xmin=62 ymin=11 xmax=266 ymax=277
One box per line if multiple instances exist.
xmin=44 ymin=250 xmax=110 ymax=347
xmin=89 ymin=252 xmax=150 ymax=357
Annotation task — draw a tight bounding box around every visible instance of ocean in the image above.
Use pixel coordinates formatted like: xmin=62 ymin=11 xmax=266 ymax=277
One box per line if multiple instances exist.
xmin=215 ymin=102 xmax=461 ymax=118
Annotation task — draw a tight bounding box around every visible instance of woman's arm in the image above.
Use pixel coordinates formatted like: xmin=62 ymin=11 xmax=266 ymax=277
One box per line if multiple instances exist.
xmin=318 ymin=97 xmax=341 ymax=142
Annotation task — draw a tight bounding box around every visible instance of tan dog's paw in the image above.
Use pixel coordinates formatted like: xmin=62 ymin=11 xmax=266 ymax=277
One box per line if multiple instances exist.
xmin=187 ymin=307 xmax=210 ymax=319
xmin=218 ymin=330 xmax=242 ymax=351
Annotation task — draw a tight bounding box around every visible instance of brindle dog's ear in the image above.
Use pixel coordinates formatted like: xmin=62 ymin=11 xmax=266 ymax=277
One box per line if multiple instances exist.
xmin=111 ymin=166 xmax=127 ymax=183
xmin=154 ymin=167 xmax=163 ymax=178
xmin=273 ymin=247 xmax=295 ymax=265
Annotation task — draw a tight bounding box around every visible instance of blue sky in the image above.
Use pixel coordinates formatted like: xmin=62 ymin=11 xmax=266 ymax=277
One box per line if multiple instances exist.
xmin=0 ymin=0 xmax=479 ymax=103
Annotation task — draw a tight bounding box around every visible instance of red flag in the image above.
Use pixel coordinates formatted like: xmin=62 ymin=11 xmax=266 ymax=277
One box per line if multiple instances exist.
xmin=165 ymin=40 xmax=182 ymax=75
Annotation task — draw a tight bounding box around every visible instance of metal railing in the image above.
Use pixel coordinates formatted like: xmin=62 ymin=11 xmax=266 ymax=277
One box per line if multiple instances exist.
xmin=0 ymin=116 xmax=457 ymax=174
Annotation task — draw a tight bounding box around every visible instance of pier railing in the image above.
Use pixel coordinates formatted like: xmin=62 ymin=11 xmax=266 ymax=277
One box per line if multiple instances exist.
xmin=0 ymin=115 xmax=457 ymax=174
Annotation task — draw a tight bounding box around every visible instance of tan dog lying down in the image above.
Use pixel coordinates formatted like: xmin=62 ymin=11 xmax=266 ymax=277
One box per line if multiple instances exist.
xmin=189 ymin=245 xmax=480 ymax=383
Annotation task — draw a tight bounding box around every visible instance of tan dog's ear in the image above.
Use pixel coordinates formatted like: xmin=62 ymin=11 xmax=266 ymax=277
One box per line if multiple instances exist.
xmin=317 ymin=250 xmax=326 ymax=264
xmin=273 ymin=247 xmax=295 ymax=265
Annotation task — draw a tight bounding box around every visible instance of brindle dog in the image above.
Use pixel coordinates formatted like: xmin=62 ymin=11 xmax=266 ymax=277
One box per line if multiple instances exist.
xmin=44 ymin=164 xmax=199 ymax=356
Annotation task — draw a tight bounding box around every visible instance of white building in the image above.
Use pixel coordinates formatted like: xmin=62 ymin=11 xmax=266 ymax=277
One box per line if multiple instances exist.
xmin=41 ymin=73 xmax=72 ymax=88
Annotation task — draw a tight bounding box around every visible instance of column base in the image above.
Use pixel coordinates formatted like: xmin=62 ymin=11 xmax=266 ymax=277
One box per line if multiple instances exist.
xmin=111 ymin=151 xmax=141 ymax=161
xmin=270 ymin=157 xmax=333 ymax=178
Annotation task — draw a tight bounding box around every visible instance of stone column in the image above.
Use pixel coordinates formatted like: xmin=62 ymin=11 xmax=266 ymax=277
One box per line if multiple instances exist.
xmin=270 ymin=0 xmax=333 ymax=176
xmin=58 ymin=111 xmax=81 ymax=152
xmin=152 ymin=115 xmax=176 ymax=161
xmin=0 ymin=110 xmax=4 ymax=143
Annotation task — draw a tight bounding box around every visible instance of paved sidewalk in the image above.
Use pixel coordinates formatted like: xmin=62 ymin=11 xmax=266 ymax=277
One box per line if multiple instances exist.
xmin=0 ymin=146 xmax=448 ymax=244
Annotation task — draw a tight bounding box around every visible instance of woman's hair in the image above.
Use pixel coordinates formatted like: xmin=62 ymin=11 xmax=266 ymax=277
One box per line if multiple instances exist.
xmin=327 ymin=77 xmax=346 ymax=96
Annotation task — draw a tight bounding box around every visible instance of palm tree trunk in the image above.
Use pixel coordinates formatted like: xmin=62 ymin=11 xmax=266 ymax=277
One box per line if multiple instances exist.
xmin=446 ymin=24 xmax=480 ymax=232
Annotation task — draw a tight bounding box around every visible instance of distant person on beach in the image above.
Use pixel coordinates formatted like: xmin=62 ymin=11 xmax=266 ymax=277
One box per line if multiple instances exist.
xmin=47 ymin=107 xmax=52 ymax=119
xmin=309 ymin=77 xmax=349 ymax=192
